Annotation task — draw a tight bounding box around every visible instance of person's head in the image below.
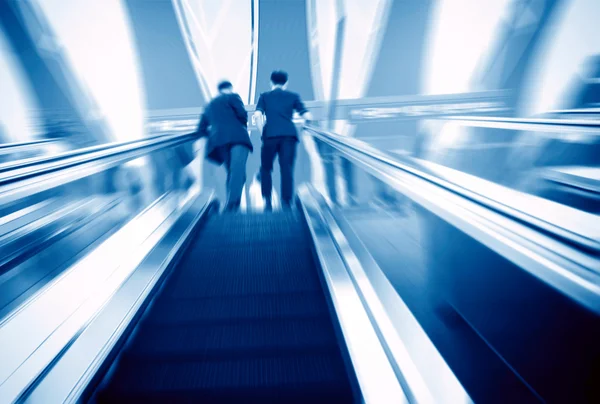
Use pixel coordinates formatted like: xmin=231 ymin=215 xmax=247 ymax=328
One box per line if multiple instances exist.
xmin=217 ymin=80 xmax=233 ymax=94
xmin=270 ymin=70 xmax=288 ymax=89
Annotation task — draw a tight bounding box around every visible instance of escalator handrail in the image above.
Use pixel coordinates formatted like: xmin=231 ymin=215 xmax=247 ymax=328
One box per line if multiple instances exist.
xmin=438 ymin=115 xmax=600 ymax=132
xmin=0 ymin=133 xmax=197 ymax=207
xmin=543 ymin=107 xmax=600 ymax=116
xmin=0 ymin=133 xmax=177 ymax=173
xmin=304 ymin=125 xmax=600 ymax=253
xmin=0 ymin=138 xmax=59 ymax=151
xmin=0 ymin=132 xmax=196 ymax=186
xmin=540 ymin=166 xmax=600 ymax=194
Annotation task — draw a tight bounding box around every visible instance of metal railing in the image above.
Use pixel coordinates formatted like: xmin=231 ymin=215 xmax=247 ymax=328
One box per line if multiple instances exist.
xmin=0 ymin=132 xmax=197 ymax=206
xmin=0 ymin=139 xmax=61 ymax=157
xmin=0 ymin=130 xmax=205 ymax=402
xmin=444 ymin=115 xmax=600 ymax=127
xmin=545 ymin=107 xmax=600 ymax=116
xmin=303 ymin=124 xmax=600 ymax=312
xmin=437 ymin=116 xmax=600 ymax=142
xmin=0 ymin=133 xmax=178 ymax=173
xmin=304 ymin=125 xmax=599 ymax=249
xmin=540 ymin=166 xmax=600 ymax=195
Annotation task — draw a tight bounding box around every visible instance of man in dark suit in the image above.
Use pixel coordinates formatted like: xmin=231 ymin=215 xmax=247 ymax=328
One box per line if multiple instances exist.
xmin=197 ymin=81 xmax=252 ymax=212
xmin=253 ymin=70 xmax=312 ymax=210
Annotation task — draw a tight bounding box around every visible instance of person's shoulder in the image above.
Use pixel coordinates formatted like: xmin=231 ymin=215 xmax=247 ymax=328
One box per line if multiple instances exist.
xmin=226 ymin=92 xmax=244 ymax=102
xmin=283 ymin=90 xmax=301 ymax=99
xmin=203 ymin=98 xmax=215 ymax=111
xmin=210 ymin=94 xmax=226 ymax=104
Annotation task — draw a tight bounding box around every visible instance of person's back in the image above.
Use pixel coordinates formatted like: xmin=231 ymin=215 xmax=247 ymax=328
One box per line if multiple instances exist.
xmin=255 ymin=88 xmax=307 ymax=139
xmin=202 ymin=93 xmax=250 ymax=155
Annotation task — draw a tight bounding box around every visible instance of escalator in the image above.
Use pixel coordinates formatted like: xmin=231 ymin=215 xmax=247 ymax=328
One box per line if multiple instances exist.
xmin=0 ymin=195 xmax=128 ymax=318
xmin=93 ymin=210 xmax=358 ymax=403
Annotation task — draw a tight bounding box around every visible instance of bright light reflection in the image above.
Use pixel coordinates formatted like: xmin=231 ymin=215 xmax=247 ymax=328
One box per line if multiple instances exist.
xmin=0 ymin=199 xmax=53 ymax=227
xmin=306 ymin=0 xmax=391 ymax=203
xmin=521 ymin=0 xmax=600 ymax=115
xmin=419 ymin=0 xmax=511 ymax=153
xmin=247 ymin=176 xmax=280 ymax=212
xmin=0 ymin=195 xmax=182 ymax=401
xmin=310 ymin=0 xmax=391 ymax=104
xmin=422 ymin=0 xmax=511 ymax=95
xmin=175 ymin=0 xmax=254 ymax=103
xmin=33 ymin=0 xmax=146 ymax=142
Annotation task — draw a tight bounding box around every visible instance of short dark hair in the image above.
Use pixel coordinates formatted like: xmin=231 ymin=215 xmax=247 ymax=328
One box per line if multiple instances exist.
xmin=270 ymin=70 xmax=288 ymax=85
xmin=217 ymin=81 xmax=233 ymax=91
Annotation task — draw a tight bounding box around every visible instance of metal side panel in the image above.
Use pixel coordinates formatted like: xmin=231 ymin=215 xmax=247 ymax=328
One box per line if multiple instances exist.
xmin=312 ymin=186 xmax=471 ymax=404
xmin=0 ymin=190 xmax=213 ymax=403
xmin=18 ymin=192 xmax=216 ymax=404
xmin=0 ymin=198 xmax=59 ymax=237
xmin=0 ymin=196 xmax=128 ymax=321
xmin=307 ymin=129 xmax=600 ymax=312
xmin=0 ymin=198 xmax=91 ymax=250
xmin=0 ymin=190 xmax=60 ymax=220
xmin=0 ymin=197 xmax=120 ymax=275
xmin=298 ymin=186 xmax=408 ymax=404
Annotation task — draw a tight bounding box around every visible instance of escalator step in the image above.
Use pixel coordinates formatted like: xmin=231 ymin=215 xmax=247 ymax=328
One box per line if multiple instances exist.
xmin=146 ymin=293 xmax=330 ymax=325
xmin=194 ymin=232 xmax=308 ymax=247
xmin=175 ymin=246 xmax=315 ymax=276
xmin=98 ymin=352 xmax=353 ymax=403
xmin=163 ymin=273 xmax=321 ymax=298
xmin=126 ymin=317 xmax=339 ymax=358
xmin=96 ymin=212 xmax=355 ymax=402
xmin=195 ymin=214 xmax=307 ymax=245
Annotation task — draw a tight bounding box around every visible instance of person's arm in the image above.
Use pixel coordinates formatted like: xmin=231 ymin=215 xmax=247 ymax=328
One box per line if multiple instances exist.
xmin=196 ymin=111 xmax=210 ymax=138
xmin=293 ymin=94 xmax=313 ymax=123
xmin=254 ymin=93 xmax=266 ymax=134
xmin=253 ymin=111 xmax=265 ymax=133
xmin=231 ymin=94 xmax=248 ymax=126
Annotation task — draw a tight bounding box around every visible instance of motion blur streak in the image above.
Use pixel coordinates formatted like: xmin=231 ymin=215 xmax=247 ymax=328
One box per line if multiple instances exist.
xmin=33 ymin=0 xmax=146 ymax=142
xmin=521 ymin=0 xmax=600 ymax=115
xmin=0 ymin=1 xmax=599 ymax=403
xmin=0 ymin=29 xmax=39 ymax=143
xmin=173 ymin=0 xmax=255 ymax=104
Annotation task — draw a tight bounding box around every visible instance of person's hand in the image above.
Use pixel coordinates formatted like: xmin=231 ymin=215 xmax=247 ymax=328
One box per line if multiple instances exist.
xmin=301 ymin=112 xmax=314 ymax=127
xmin=303 ymin=119 xmax=316 ymax=129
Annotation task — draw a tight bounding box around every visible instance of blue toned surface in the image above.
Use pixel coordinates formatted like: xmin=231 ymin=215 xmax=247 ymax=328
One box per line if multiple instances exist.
xmin=95 ymin=212 xmax=356 ymax=403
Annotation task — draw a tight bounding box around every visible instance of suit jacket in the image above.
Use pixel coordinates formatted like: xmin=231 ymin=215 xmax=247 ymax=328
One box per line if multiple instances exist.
xmin=255 ymin=88 xmax=308 ymax=139
xmin=197 ymin=93 xmax=252 ymax=164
